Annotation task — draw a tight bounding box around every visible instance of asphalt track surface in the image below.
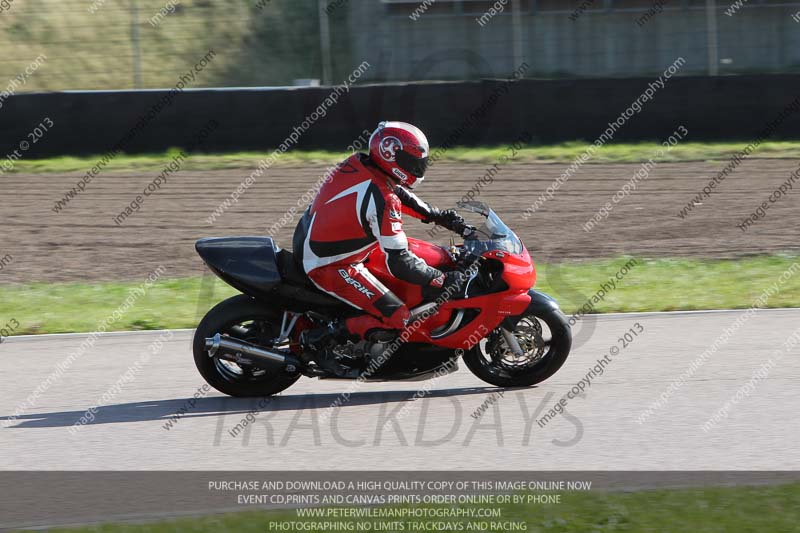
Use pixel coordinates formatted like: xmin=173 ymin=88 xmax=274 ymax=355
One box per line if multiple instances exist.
xmin=3 ymin=308 xmax=799 ymax=472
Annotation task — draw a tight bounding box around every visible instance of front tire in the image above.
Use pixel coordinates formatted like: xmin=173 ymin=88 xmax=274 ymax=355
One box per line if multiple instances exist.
xmin=463 ymin=306 xmax=571 ymax=388
xmin=193 ymin=294 xmax=300 ymax=397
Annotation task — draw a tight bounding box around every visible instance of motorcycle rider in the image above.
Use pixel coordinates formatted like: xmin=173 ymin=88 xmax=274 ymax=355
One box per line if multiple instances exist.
xmin=293 ymin=121 xmax=471 ymax=348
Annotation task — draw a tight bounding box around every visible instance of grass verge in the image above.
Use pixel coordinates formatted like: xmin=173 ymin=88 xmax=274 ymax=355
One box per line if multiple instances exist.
xmin=7 ymin=140 xmax=800 ymax=175
xmin=50 ymin=483 xmax=800 ymax=532
xmin=1 ymin=255 xmax=798 ymax=336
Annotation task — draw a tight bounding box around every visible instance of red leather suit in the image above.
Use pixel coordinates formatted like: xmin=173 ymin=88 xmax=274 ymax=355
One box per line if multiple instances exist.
xmin=292 ymin=153 xmax=443 ymax=338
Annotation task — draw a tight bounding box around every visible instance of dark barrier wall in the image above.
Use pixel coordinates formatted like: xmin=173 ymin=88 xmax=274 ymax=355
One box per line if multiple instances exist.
xmin=3 ymin=75 xmax=800 ymax=158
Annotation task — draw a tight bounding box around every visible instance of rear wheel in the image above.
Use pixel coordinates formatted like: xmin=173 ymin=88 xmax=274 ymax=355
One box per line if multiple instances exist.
xmin=463 ymin=306 xmax=571 ymax=387
xmin=192 ymin=294 xmax=300 ymax=397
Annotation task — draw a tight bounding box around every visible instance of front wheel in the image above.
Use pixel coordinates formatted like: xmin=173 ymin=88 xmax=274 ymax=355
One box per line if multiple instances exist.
xmin=193 ymin=294 xmax=300 ymax=397
xmin=463 ymin=306 xmax=571 ymax=388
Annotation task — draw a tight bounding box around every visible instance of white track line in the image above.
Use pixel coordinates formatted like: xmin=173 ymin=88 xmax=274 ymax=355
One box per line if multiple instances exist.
xmin=3 ymin=328 xmax=194 ymax=342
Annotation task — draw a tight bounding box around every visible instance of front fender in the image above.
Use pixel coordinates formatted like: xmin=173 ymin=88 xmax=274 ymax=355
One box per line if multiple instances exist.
xmin=526 ymin=289 xmax=561 ymax=314
xmin=502 ymin=289 xmax=562 ymax=330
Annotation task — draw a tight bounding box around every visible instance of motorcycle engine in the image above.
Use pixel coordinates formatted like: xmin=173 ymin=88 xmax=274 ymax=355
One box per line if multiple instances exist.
xmin=330 ymin=340 xmax=387 ymax=368
xmin=327 ymin=340 xmax=371 ymax=366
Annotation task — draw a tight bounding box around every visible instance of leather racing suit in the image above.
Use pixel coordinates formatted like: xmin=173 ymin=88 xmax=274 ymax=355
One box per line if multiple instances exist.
xmin=292 ymin=153 xmax=445 ymax=338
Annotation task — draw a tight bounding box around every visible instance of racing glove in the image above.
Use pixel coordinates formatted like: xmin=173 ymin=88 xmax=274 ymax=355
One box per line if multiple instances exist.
xmin=428 ymin=209 xmax=470 ymax=236
xmin=429 ymin=270 xmax=467 ymax=297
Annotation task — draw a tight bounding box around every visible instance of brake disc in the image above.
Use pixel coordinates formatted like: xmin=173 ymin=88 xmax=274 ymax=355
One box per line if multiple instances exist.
xmin=487 ymin=317 xmax=546 ymax=370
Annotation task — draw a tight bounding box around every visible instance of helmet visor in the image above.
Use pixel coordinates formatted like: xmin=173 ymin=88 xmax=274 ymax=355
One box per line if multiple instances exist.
xmin=396 ymin=149 xmax=429 ymax=178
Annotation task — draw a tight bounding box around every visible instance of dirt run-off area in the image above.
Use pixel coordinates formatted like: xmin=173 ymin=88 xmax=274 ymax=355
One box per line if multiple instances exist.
xmin=1 ymin=159 xmax=799 ymax=283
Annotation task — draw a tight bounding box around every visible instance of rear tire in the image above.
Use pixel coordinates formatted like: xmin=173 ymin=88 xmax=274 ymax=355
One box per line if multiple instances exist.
xmin=463 ymin=306 xmax=571 ymax=388
xmin=193 ymin=294 xmax=300 ymax=397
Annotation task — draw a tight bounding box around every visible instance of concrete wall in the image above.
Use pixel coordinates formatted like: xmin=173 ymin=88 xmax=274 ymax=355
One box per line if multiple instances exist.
xmin=4 ymin=73 xmax=800 ymax=158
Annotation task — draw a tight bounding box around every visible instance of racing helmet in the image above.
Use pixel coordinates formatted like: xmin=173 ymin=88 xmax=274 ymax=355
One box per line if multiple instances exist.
xmin=368 ymin=121 xmax=429 ymax=189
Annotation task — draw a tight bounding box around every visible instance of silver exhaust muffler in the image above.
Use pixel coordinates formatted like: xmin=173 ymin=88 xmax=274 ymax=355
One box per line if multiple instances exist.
xmin=205 ymin=333 xmax=300 ymax=371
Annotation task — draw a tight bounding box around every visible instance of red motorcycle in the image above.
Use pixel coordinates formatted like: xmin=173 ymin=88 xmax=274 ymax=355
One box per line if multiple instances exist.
xmin=193 ymin=201 xmax=571 ymax=397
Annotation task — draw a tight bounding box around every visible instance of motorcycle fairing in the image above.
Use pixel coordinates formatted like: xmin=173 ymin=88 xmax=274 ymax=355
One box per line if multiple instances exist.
xmin=195 ymin=237 xmax=282 ymax=300
xmin=367 ymin=238 xmax=534 ymax=350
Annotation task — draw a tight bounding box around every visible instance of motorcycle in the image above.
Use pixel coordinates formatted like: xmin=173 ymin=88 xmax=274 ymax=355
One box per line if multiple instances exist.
xmin=192 ymin=201 xmax=571 ymax=397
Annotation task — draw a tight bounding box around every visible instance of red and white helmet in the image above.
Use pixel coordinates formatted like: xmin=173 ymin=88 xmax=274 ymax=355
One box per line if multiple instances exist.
xmin=368 ymin=121 xmax=429 ymax=189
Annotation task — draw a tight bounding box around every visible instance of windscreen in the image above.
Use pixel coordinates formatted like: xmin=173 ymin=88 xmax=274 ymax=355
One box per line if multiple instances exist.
xmin=462 ymin=209 xmax=523 ymax=255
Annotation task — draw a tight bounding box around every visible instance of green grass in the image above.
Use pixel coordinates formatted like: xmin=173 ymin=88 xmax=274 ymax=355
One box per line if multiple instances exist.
xmin=6 ymin=140 xmax=800 ymax=175
xmin=1 ymin=255 xmax=798 ymax=336
xmin=535 ymin=254 xmax=800 ymax=314
xmin=1 ymin=1 xmax=318 ymax=91
xmin=50 ymin=483 xmax=800 ymax=532
xmin=0 ymin=276 xmax=238 ymax=335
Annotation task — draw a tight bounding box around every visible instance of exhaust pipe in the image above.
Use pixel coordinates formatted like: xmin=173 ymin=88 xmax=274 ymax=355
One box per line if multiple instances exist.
xmin=205 ymin=333 xmax=300 ymax=371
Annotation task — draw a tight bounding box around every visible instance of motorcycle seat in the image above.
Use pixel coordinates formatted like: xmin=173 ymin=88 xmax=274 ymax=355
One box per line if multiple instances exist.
xmin=277 ymin=249 xmax=314 ymax=288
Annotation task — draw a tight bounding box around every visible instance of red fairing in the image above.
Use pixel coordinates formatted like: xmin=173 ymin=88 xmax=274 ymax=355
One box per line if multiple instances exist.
xmin=368 ymin=240 xmax=536 ymax=350
xmin=409 ymin=238 xmax=454 ymax=269
xmin=492 ymin=244 xmax=536 ymax=290
xmin=403 ymin=291 xmax=532 ymax=350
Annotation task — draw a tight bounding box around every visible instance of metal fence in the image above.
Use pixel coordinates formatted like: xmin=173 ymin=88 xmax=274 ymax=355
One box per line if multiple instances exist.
xmin=2 ymin=0 xmax=800 ymax=93
xmin=346 ymin=0 xmax=800 ymax=82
